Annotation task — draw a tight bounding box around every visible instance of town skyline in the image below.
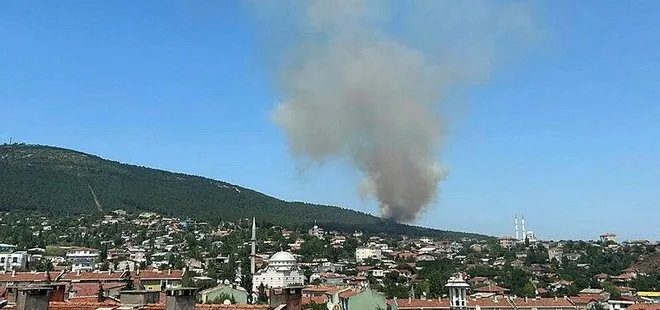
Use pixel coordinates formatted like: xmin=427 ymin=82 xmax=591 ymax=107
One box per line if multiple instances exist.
xmin=2 ymin=1 xmax=659 ymax=241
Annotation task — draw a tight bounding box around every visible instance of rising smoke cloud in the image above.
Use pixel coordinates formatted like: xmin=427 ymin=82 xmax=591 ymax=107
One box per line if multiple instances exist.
xmin=261 ymin=0 xmax=535 ymax=222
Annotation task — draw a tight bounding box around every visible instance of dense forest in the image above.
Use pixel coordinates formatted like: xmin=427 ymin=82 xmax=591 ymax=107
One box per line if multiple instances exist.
xmin=0 ymin=144 xmax=486 ymax=239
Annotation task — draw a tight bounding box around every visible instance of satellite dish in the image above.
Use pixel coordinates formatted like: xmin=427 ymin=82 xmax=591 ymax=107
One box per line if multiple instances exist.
xmin=223 ymin=279 xmax=230 ymax=285
xmin=223 ymin=299 xmax=231 ymax=305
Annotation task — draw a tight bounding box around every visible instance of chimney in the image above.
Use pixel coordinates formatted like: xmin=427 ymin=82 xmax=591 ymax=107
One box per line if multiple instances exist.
xmin=46 ymin=284 xmax=67 ymax=302
xmin=166 ymin=288 xmax=197 ymax=310
xmin=285 ymin=286 xmax=303 ymax=310
xmin=17 ymin=287 xmax=52 ymax=310
xmin=12 ymin=270 xmax=15 ymax=277
xmin=554 ymin=296 xmax=558 ymax=302
xmin=168 ymin=268 xmax=172 ymax=275
xmin=120 ymin=290 xmax=160 ymax=306
xmin=408 ymin=296 xmax=412 ymax=304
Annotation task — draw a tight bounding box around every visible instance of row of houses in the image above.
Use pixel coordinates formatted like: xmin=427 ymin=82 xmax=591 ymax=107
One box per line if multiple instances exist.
xmin=0 ymin=269 xmax=184 ymax=293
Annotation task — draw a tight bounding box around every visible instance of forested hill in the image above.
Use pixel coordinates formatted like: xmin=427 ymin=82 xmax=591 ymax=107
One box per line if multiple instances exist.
xmin=0 ymin=144 xmax=487 ymax=239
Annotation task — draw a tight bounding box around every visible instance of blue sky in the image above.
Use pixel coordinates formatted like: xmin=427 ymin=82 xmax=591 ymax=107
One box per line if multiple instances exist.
xmin=1 ymin=1 xmax=659 ymax=241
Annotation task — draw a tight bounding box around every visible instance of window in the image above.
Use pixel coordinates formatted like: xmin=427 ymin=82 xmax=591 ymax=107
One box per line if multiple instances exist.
xmin=0 ymin=258 xmax=5 ymax=263
xmin=12 ymin=257 xmax=17 ymax=263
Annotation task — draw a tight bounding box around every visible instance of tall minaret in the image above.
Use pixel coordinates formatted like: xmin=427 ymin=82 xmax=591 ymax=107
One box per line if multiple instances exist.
xmin=514 ymin=215 xmax=520 ymax=241
xmin=251 ymin=217 xmax=256 ymax=275
xmin=521 ymin=216 xmax=527 ymax=241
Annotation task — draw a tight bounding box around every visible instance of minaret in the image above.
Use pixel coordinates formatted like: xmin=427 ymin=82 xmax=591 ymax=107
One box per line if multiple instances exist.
xmin=514 ymin=215 xmax=520 ymax=241
xmin=251 ymin=217 xmax=256 ymax=275
xmin=521 ymin=216 xmax=527 ymax=241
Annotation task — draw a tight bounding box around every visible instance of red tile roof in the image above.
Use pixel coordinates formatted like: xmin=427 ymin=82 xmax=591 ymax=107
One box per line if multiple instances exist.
xmin=512 ymin=297 xmax=575 ymax=308
xmin=470 ymin=297 xmax=515 ymax=308
xmin=324 ymin=287 xmax=350 ymax=295
xmin=390 ymin=298 xmax=450 ymax=309
xmin=136 ymin=270 xmax=184 ymax=280
xmin=302 ymin=295 xmax=327 ymax=305
xmin=303 ymin=286 xmax=336 ymax=293
xmin=70 ymin=282 xmax=126 ymax=296
xmin=569 ymin=296 xmax=600 ymax=305
xmin=576 ymin=294 xmax=607 ymax=302
xmin=60 ymin=271 xmax=127 ymax=282
xmin=48 ymin=302 xmax=271 ymax=310
xmin=594 ymin=273 xmax=610 ymax=279
xmin=0 ymin=271 xmax=51 ymax=282
xmin=144 ymin=304 xmax=271 ymax=309
xmin=627 ymin=304 xmax=660 ymax=310
xmin=475 ymin=285 xmax=510 ymax=293
xmin=339 ymin=290 xmax=359 ymax=299
xmin=49 ymin=302 xmax=115 ymax=310
xmin=68 ymin=296 xmax=120 ymax=305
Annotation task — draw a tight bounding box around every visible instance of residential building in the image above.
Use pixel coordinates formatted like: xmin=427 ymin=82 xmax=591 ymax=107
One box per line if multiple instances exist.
xmin=514 ymin=297 xmax=577 ymax=310
xmin=498 ymin=237 xmax=517 ymax=248
xmin=199 ymin=284 xmax=249 ymax=304
xmin=355 ymin=247 xmax=382 ymax=263
xmin=594 ymin=273 xmax=610 ymax=283
xmin=0 ymin=271 xmax=53 ymax=287
xmin=475 ymin=285 xmax=510 ymax=296
xmin=135 ymin=269 xmax=184 ymax=291
xmin=0 ymin=244 xmax=18 ymax=253
xmin=0 ymin=251 xmax=29 ymax=270
xmin=308 ymin=225 xmax=325 ymax=239
xmin=128 ymin=247 xmax=147 ymax=264
xmin=600 ymin=233 xmax=617 ymax=243
xmin=549 ymin=247 xmax=563 ymax=262
xmin=252 ymin=251 xmax=305 ymax=292
xmin=336 ymin=288 xmax=386 ymax=310
xmin=65 ymin=247 xmax=99 ymax=272
xmin=608 ymin=299 xmax=636 ymax=310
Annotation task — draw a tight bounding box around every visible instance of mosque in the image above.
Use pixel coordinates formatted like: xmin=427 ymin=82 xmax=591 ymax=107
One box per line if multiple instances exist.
xmin=250 ymin=218 xmax=305 ymax=292
xmin=252 ymin=251 xmax=306 ymax=292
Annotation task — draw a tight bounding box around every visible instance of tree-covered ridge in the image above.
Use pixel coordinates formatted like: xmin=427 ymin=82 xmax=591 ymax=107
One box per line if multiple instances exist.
xmin=0 ymin=144 xmax=487 ymax=239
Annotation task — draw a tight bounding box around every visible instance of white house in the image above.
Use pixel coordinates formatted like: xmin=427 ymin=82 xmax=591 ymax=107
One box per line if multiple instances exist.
xmin=0 ymin=251 xmax=29 ymax=270
xmin=128 ymin=247 xmax=147 ymax=264
xmin=355 ymin=247 xmax=382 ymax=263
xmin=66 ymin=247 xmax=99 ymax=272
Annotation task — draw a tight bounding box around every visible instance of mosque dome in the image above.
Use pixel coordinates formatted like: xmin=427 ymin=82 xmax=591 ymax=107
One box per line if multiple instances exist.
xmin=270 ymin=251 xmax=296 ymax=262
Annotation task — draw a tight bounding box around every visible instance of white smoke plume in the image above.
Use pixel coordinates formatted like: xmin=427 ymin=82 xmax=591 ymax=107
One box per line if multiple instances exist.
xmin=261 ymin=0 xmax=536 ymax=222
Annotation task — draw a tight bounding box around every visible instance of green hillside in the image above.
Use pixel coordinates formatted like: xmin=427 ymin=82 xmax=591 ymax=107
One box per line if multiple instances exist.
xmin=0 ymin=144 xmax=487 ymax=239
